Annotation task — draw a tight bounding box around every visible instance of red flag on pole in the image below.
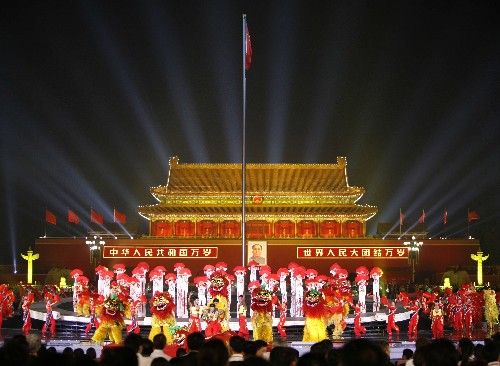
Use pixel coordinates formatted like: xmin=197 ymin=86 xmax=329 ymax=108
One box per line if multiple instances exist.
xmin=45 ymin=209 xmax=56 ymax=225
xmin=468 ymin=210 xmax=479 ymax=222
xmin=443 ymin=208 xmax=448 ymax=225
xmin=68 ymin=210 xmax=80 ymax=224
xmin=113 ymin=209 xmax=126 ymax=224
xmin=419 ymin=209 xmax=426 ymax=224
xmin=91 ymin=209 xmax=104 ymax=224
xmin=244 ymin=18 xmax=252 ymax=71
xmin=399 ymin=209 xmax=405 ymax=226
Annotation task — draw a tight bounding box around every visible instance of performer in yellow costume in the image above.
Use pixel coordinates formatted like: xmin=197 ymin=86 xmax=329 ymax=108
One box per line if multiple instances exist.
xmin=302 ymin=289 xmax=330 ymax=342
xmin=484 ymin=288 xmax=499 ymax=331
xmin=148 ymin=291 xmax=176 ymax=344
xmin=251 ymin=287 xmax=274 ymax=344
xmin=91 ymin=294 xmax=125 ymax=344
xmin=208 ymin=271 xmax=230 ymax=332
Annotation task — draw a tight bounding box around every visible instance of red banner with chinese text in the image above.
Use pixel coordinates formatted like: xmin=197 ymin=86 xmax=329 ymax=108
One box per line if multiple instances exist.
xmin=297 ymin=246 xmax=408 ymax=259
xmin=103 ymin=246 xmax=218 ymax=259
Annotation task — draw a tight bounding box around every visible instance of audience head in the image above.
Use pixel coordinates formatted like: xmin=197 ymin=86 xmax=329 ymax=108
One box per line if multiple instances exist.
xmin=100 ymin=345 xmax=139 ymax=366
xmin=270 ymin=346 xmax=299 ymax=366
xmin=86 ymin=347 xmax=97 ymax=360
xmin=153 ymin=333 xmax=167 ymax=350
xmin=338 ymin=338 xmax=390 ymax=366
xmin=402 ymin=348 xmax=413 ymax=360
xmin=141 ymin=339 xmax=154 ymax=357
xmin=254 ymin=340 xmax=268 ymax=358
xmin=186 ymin=331 xmax=205 ymax=351
xmin=124 ymin=333 xmax=143 ymax=353
xmin=244 ymin=341 xmax=259 ymax=357
xmin=151 ymin=357 xmax=171 ymax=366
xmin=297 ymin=352 xmax=327 ymax=366
xmin=483 ymin=341 xmax=500 ymax=363
xmin=176 ymin=347 xmax=187 ymax=357
xmin=413 ymin=339 xmax=459 ymax=366
xmin=310 ymin=339 xmax=333 ymax=358
xmin=229 ymin=335 xmax=246 ymax=354
xmin=26 ymin=334 xmax=42 ymax=356
xmin=198 ymin=338 xmax=229 ymax=366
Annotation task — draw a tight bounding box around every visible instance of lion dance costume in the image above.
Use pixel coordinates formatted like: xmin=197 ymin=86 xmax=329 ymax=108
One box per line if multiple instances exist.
xmin=91 ymin=294 xmax=126 ymax=344
xmin=149 ymin=291 xmax=177 ymax=344
xmin=208 ymin=271 xmax=230 ymax=332
xmin=484 ymin=288 xmax=499 ymax=331
xmin=251 ymin=287 xmax=274 ymax=344
xmin=302 ymin=289 xmax=330 ymax=342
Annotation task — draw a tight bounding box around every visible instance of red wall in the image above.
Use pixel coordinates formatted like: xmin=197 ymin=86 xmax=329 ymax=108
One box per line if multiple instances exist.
xmin=34 ymin=237 xmax=479 ymax=281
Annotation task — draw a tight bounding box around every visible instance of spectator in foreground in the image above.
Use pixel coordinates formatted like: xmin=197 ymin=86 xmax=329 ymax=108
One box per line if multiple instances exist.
xmin=395 ymin=348 xmax=413 ymax=366
xmin=482 ymin=341 xmax=500 ymax=366
xmin=297 ymin=352 xmax=326 ymax=366
xmin=228 ymin=335 xmax=246 ymax=364
xmin=138 ymin=338 xmax=154 ymax=366
xmin=254 ymin=340 xmax=269 ymax=360
xmin=197 ymin=338 xmax=229 ymax=366
xmin=269 ymin=346 xmax=299 ymax=366
xmin=310 ymin=339 xmax=333 ymax=359
xmin=174 ymin=331 xmax=204 ymax=366
xmin=101 ymin=346 xmax=138 ymax=366
xmin=339 ymin=338 xmax=391 ymax=366
xmin=152 ymin=333 xmax=172 ymax=361
xmin=413 ymin=339 xmax=459 ymax=366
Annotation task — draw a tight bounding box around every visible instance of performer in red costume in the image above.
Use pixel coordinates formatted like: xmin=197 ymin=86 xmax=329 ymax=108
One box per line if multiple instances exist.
xmin=41 ymin=290 xmax=60 ymax=337
xmin=431 ymin=302 xmax=444 ymax=339
xmin=277 ymin=299 xmax=287 ymax=340
xmin=407 ymin=300 xmax=420 ymax=340
xmin=0 ymin=284 xmax=15 ymax=330
xmin=204 ymin=302 xmax=222 ymax=337
xmin=188 ymin=297 xmax=202 ymax=333
xmin=452 ymin=296 xmax=464 ymax=336
xmin=353 ymin=303 xmax=366 ymax=337
xmin=237 ymin=295 xmax=250 ymax=339
xmin=127 ymin=296 xmax=146 ymax=334
xmin=463 ymin=298 xmax=474 ymax=338
xmin=386 ymin=301 xmax=400 ymax=339
xmin=22 ymin=288 xmax=35 ymax=335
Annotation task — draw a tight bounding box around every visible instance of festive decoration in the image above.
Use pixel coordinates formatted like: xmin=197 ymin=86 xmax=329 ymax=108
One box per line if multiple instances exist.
xmin=471 ymin=250 xmax=489 ymax=287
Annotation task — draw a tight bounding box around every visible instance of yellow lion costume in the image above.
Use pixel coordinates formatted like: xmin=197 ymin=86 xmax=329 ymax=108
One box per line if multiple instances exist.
xmin=303 ymin=289 xmax=330 ymax=342
xmin=91 ymin=294 xmax=126 ymax=344
xmin=484 ymin=288 xmax=499 ymax=330
xmin=149 ymin=291 xmax=177 ymax=344
xmin=251 ymin=287 xmax=273 ymax=344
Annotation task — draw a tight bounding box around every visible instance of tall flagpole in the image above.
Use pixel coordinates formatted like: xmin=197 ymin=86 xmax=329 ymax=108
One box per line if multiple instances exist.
xmin=241 ymin=14 xmax=247 ymax=266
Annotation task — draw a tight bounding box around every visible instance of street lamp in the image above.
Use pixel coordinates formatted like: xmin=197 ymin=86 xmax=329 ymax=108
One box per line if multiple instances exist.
xmin=403 ymin=235 xmax=423 ymax=283
xmin=85 ymin=235 xmax=105 ymax=267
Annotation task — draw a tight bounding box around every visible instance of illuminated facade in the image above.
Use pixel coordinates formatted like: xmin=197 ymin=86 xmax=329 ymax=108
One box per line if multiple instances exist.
xmin=138 ymin=156 xmax=378 ymax=239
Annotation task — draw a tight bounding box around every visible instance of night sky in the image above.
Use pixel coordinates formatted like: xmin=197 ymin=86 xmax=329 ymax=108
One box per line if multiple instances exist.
xmin=1 ymin=1 xmax=499 ymax=268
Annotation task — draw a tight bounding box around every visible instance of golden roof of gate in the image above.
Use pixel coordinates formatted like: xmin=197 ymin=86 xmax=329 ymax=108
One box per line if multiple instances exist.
xmin=152 ymin=156 xmax=362 ymax=195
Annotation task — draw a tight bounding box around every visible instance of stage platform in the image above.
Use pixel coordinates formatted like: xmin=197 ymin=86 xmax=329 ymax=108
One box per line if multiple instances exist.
xmin=0 ymin=297 xmax=492 ymax=360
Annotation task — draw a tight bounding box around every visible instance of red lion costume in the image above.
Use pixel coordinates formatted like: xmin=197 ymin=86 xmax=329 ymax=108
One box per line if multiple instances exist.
xmin=148 ymin=291 xmax=176 ymax=344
